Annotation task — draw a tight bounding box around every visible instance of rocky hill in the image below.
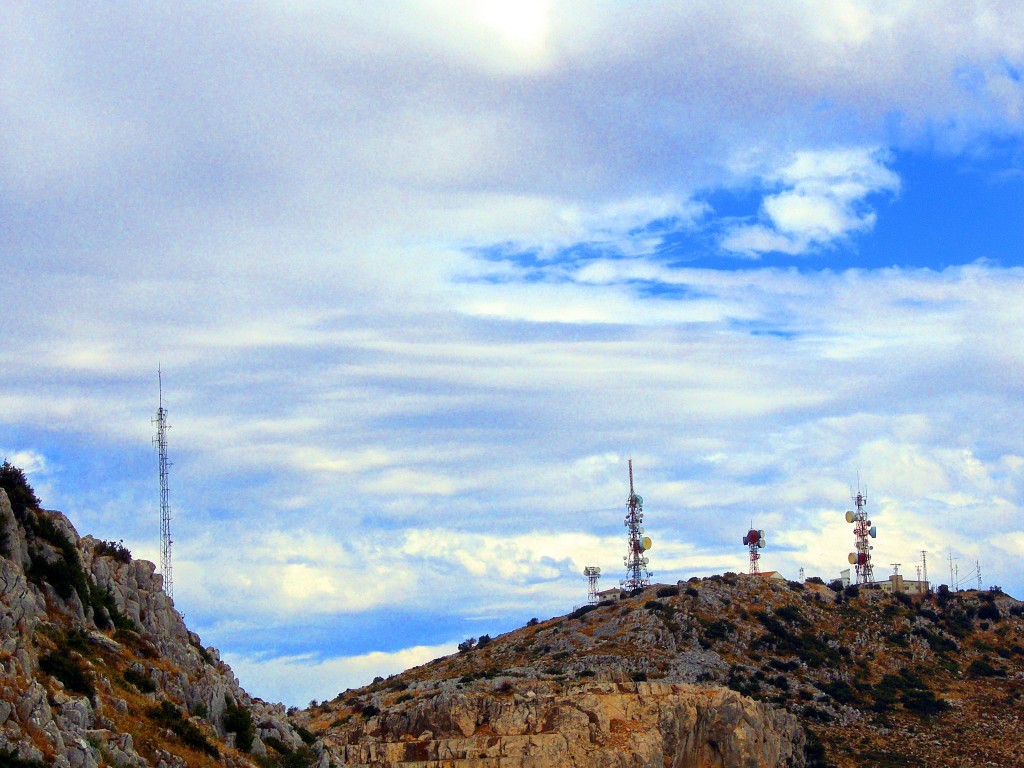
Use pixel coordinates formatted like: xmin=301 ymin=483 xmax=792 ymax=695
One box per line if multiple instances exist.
xmin=0 ymin=464 xmax=325 ymax=768
xmin=298 ymin=575 xmax=1023 ymax=768
xmin=3 ymin=460 xmax=1022 ymax=768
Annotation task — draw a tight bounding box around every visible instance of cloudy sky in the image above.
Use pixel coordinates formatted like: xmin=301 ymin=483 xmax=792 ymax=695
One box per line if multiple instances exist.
xmin=3 ymin=1 xmax=1024 ymax=706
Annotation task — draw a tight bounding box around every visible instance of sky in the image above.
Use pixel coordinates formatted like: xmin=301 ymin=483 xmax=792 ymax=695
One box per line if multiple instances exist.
xmin=2 ymin=1 xmax=1024 ymax=707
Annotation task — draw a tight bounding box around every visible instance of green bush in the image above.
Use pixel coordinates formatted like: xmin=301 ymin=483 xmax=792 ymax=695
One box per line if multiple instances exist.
xmin=0 ymin=461 xmax=41 ymax=520
xmin=966 ymin=659 xmax=1004 ymax=678
xmin=656 ymin=586 xmax=679 ymax=597
xmin=93 ymin=539 xmax=132 ymax=563
xmin=223 ymin=698 xmax=256 ymax=752
xmin=39 ymin=651 xmax=95 ymax=698
xmin=146 ymin=701 xmax=219 ymax=757
xmin=123 ymin=668 xmax=156 ymax=693
xmin=0 ymin=748 xmax=48 ymax=768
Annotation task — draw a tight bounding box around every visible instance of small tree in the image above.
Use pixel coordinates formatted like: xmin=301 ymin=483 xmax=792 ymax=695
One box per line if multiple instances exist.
xmin=458 ymin=637 xmax=477 ymax=653
xmin=0 ymin=461 xmax=41 ymax=519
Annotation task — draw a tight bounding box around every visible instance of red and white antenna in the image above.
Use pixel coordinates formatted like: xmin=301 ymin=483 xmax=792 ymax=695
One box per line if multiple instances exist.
xmin=620 ymin=459 xmax=652 ymax=591
xmin=743 ymin=523 xmax=765 ymax=574
xmin=845 ymin=485 xmax=875 ymax=584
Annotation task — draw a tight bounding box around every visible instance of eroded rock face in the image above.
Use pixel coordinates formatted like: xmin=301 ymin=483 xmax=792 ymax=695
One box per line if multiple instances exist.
xmin=326 ymin=681 xmax=805 ymax=768
xmin=0 ymin=488 xmax=322 ymax=767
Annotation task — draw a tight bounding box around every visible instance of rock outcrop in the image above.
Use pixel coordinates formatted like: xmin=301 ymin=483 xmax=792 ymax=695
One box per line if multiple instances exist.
xmin=326 ymin=680 xmax=805 ymax=767
xmin=0 ymin=482 xmax=323 ymax=768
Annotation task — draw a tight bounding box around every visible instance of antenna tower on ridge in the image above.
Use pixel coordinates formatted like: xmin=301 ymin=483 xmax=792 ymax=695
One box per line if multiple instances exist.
xmin=743 ymin=522 xmax=765 ymax=575
xmin=583 ymin=566 xmax=601 ymax=604
xmin=845 ymin=484 xmax=875 ymax=584
xmin=620 ymin=459 xmax=652 ymax=592
xmin=154 ymin=368 xmax=173 ymax=598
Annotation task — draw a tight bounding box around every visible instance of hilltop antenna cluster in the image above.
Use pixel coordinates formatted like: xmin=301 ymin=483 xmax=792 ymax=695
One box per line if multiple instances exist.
xmin=620 ymin=459 xmax=652 ymax=592
xmin=154 ymin=368 xmax=173 ymax=598
xmin=583 ymin=566 xmax=601 ymax=604
xmin=743 ymin=525 xmax=765 ymax=575
xmin=845 ymin=485 xmax=875 ymax=584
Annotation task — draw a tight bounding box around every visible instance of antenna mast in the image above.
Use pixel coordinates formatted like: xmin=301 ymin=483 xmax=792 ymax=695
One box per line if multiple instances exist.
xmin=743 ymin=522 xmax=765 ymax=575
xmin=583 ymin=566 xmax=601 ymax=604
xmin=845 ymin=485 xmax=875 ymax=584
xmin=620 ymin=459 xmax=652 ymax=592
xmin=154 ymin=368 xmax=173 ymax=598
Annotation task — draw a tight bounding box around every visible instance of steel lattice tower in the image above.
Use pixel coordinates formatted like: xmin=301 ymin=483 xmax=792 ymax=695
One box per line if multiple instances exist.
xmin=154 ymin=369 xmax=173 ymax=598
xmin=620 ymin=460 xmax=652 ymax=592
xmin=846 ymin=487 xmax=874 ymax=585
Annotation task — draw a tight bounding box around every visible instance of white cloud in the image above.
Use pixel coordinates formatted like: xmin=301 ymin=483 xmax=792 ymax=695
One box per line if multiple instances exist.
xmin=722 ymin=147 xmax=900 ymax=255
xmin=222 ymin=643 xmax=458 ymax=707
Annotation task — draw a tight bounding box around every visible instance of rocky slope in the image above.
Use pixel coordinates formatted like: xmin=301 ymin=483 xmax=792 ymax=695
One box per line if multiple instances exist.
xmin=300 ymin=575 xmax=1023 ymax=768
xmin=0 ymin=466 xmax=325 ymax=768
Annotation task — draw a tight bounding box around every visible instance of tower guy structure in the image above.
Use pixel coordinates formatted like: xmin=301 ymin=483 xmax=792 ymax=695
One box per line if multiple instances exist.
xmin=845 ymin=485 xmax=875 ymax=584
xmin=743 ymin=526 xmax=765 ymax=574
xmin=154 ymin=369 xmax=173 ymax=598
xmin=621 ymin=459 xmax=652 ymax=592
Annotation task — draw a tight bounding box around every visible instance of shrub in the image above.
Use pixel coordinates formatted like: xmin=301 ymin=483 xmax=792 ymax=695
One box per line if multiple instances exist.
xmin=0 ymin=461 xmax=41 ymax=520
xmin=806 ymin=576 xmax=825 ymax=585
xmin=458 ymin=638 xmax=477 ymax=653
xmin=39 ymin=651 xmax=95 ymax=698
xmin=0 ymin=748 xmax=48 ymax=768
xmin=893 ymin=590 xmax=912 ymax=607
xmin=685 ymin=587 xmax=699 ymax=597
xmin=223 ymin=698 xmax=256 ymax=752
xmin=477 ymin=634 xmax=492 ymax=648
xmin=827 ymin=579 xmax=843 ymax=592
xmin=360 ymin=704 xmax=380 ymax=719
xmin=527 ymin=617 xmax=539 ymax=626
xmin=656 ymin=586 xmax=679 ymax=598
xmin=123 ymin=667 xmax=156 ymax=693
xmin=630 ymin=671 xmax=647 ymax=682
xmin=93 ymin=539 xmax=132 ymax=563
xmin=787 ymin=580 xmax=805 ymax=591
xmin=900 ymin=687 xmax=950 ymax=717
xmin=146 ymin=701 xmax=218 ymax=757
xmin=966 ymin=659 xmax=1004 ymax=678
xmin=569 ymin=604 xmax=598 ymax=620
xmin=843 ymin=585 xmax=860 ymax=598
xmin=976 ymin=603 xmax=1001 ymax=622
xmin=1010 ymin=605 xmax=1024 ymax=617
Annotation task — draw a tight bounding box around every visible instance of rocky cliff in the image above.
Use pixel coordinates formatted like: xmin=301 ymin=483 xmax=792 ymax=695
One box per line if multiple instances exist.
xmin=0 ymin=467 xmax=324 ymax=768
xmin=324 ymin=680 xmax=804 ymax=767
xmin=301 ymin=574 xmax=1024 ymax=768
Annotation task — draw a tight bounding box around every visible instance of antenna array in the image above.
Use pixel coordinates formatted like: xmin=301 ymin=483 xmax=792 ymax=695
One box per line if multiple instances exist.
xmin=620 ymin=459 xmax=652 ymax=591
xmin=845 ymin=486 xmax=875 ymax=584
xmin=154 ymin=369 xmax=173 ymax=598
xmin=743 ymin=525 xmax=765 ymax=574
xmin=583 ymin=566 xmax=601 ymax=604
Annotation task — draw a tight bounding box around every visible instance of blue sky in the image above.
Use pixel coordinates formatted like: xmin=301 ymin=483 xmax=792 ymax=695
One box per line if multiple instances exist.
xmin=3 ymin=2 xmax=1024 ymax=706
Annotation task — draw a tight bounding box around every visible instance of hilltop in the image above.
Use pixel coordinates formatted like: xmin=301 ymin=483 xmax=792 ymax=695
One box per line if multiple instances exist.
xmin=298 ymin=575 xmax=1023 ymax=768
xmin=0 ymin=464 xmax=325 ymax=768
xmin=2 ymin=460 xmax=1022 ymax=768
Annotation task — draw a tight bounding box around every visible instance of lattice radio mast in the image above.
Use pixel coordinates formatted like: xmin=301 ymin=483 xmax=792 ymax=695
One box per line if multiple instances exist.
xmin=154 ymin=368 xmax=173 ymax=598
xmin=620 ymin=459 xmax=652 ymax=592
xmin=845 ymin=484 xmax=876 ymax=584
xmin=743 ymin=523 xmax=765 ymax=575
xmin=583 ymin=566 xmax=601 ymax=604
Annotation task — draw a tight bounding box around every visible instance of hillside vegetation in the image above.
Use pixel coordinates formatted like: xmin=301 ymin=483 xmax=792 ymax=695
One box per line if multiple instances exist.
xmin=301 ymin=575 xmax=1023 ymax=767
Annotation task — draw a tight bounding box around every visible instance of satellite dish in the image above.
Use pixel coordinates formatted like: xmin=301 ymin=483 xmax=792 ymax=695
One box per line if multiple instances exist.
xmin=642 ymin=536 xmax=652 ymax=551
xmin=758 ymin=530 xmax=764 ymax=538
xmin=636 ymin=495 xmax=643 ymax=506
xmin=869 ymin=526 xmax=877 ymax=538
xmin=757 ymin=539 xmax=765 ymax=548
xmin=638 ymin=527 xmax=644 ymax=534
xmin=845 ymin=511 xmax=855 ymax=523
xmin=848 ymin=553 xmax=857 ymax=564
xmin=742 ymin=535 xmax=749 ymax=545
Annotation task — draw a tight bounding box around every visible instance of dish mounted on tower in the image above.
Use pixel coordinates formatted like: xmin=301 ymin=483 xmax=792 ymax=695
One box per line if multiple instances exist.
xmin=742 ymin=526 xmax=765 ymax=574
xmin=620 ymin=459 xmax=652 ymax=592
xmin=845 ymin=485 xmax=875 ymax=584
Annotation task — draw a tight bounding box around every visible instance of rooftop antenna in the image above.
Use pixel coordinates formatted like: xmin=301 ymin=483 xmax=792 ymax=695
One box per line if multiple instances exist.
xmin=154 ymin=367 xmax=173 ymax=598
xmin=845 ymin=482 xmax=875 ymax=584
xmin=583 ymin=566 xmax=601 ymax=604
xmin=743 ymin=521 xmax=765 ymax=575
xmin=891 ymin=562 xmax=901 ymax=576
xmin=620 ymin=459 xmax=652 ymax=592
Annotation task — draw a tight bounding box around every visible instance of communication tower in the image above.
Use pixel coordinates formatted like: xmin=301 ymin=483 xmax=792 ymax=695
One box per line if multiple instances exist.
xmin=154 ymin=369 xmax=173 ymax=598
xmin=742 ymin=525 xmax=765 ymax=575
xmin=620 ymin=460 xmax=652 ymax=591
xmin=844 ymin=486 xmax=875 ymax=584
xmin=921 ymin=550 xmax=928 ymax=587
xmin=583 ymin=566 xmax=601 ymax=604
